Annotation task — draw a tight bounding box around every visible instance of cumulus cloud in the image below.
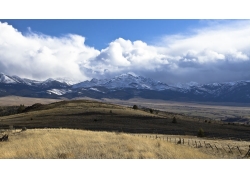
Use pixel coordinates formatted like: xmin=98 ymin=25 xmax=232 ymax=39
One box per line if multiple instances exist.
xmin=1 ymin=20 xmax=250 ymax=84
xmin=0 ymin=22 xmax=99 ymax=81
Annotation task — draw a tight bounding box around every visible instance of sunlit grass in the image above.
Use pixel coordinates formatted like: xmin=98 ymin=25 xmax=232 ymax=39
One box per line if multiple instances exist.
xmin=0 ymin=129 xmax=215 ymax=159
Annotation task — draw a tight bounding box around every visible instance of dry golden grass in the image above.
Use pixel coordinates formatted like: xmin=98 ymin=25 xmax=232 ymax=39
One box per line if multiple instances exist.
xmin=0 ymin=129 xmax=215 ymax=159
xmin=137 ymin=134 xmax=250 ymax=159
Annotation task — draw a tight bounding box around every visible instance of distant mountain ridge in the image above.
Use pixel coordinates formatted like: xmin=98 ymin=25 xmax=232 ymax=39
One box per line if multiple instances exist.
xmin=72 ymin=73 xmax=172 ymax=90
xmin=0 ymin=73 xmax=74 ymax=86
xmin=1 ymin=72 xmax=250 ymax=102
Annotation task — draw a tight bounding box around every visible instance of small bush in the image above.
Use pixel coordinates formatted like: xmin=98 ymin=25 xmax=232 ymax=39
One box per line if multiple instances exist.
xmin=110 ymin=110 xmax=112 ymax=114
xmin=172 ymin=117 xmax=177 ymax=123
xmin=17 ymin=104 xmax=25 ymax=113
xmin=22 ymin=127 xmax=27 ymax=131
xmin=197 ymin=128 xmax=205 ymax=137
xmin=149 ymin=109 xmax=154 ymax=114
xmin=58 ymin=152 xmax=75 ymax=159
xmin=132 ymin=105 xmax=138 ymax=110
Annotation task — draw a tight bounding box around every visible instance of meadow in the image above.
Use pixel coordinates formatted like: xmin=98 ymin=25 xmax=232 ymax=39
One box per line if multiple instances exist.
xmin=0 ymin=128 xmax=215 ymax=159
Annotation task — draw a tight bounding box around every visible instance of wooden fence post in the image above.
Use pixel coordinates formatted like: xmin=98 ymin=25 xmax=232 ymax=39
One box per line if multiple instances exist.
xmin=227 ymin=145 xmax=233 ymax=154
xmin=222 ymin=146 xmax=227 ymax=152
xmin=209 ymin=144 xmax=213 ymax=150
xmin=243 ymin=145 xmax=250 ymax=158
xmin=237 ymin=146 xmax=242 ymax=155
xmin=199 ymin=141 xmax=202 ymax=147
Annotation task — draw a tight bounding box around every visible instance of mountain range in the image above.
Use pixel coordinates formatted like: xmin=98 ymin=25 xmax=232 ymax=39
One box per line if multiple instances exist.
xmin=1 ymin=72 xmax=250 ymax=103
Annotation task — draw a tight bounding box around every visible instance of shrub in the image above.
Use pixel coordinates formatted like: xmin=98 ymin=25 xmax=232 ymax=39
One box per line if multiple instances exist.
xmin=197 ymin=128 xmax=205 ymax=137
xmin=17 ymin=104 xmax=25 ymax=113
xmin=110 ymin=110 xmax=112 ymax=114
xmin=22 ymin=127 xmax=27 ymax=131
xmin=149 ymin=109 xmax=154 ymax=114
xmin=172 ymin=117 xmax=177 ymax=123
xmin=132 ymin=105 xmax=138 ymax=110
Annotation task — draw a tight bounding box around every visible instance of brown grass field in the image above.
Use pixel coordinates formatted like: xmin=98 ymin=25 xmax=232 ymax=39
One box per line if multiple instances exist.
xmin=0 ymin=96 xmax=62 ymax=106
xmin=0 ymin=128 xmax=215 ymax=159
xmin=0 ymin=97 xmax=250 ymax=159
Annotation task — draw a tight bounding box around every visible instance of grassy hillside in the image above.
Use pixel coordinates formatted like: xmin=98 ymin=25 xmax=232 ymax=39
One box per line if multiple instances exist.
xmin=0 ymin=129 xmax=214 ymax=159
xmin=1 ymin=99 xmax=250 ymax=141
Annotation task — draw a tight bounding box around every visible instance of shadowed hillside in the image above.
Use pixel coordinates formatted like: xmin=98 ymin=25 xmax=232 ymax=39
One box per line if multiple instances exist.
xmin=1 ymin=99 xmax=250 ymax=141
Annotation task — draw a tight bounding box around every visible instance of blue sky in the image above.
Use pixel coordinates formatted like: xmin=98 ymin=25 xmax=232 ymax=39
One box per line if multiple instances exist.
xmin=1 ymin=19 xmax=204 ymax=50
xmin=0 ymin=19 xmax=250 ymax=84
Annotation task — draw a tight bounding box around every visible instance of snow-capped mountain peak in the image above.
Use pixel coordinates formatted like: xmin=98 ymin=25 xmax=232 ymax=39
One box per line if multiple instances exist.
xmin=73 ymin=72 xmax=171 ymax=90
xmin=1 ymin=72 xmax=250 ymax=102
xmin=172 ymin=81 xmax=200 ymax=89
xmin=0 ymin=73 xmax=18 ymax=84
xmin=55 ymin=78 xmax=76 ymax=86
xmin=117 ymin=72 xmax=139 ymax=78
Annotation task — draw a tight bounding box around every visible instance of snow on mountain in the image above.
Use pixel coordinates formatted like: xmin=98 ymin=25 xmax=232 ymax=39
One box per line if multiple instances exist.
xmin=11 ymin=75 xmax=42 ymax=85
xmin=0 ymin=73 xmax=73 ymax=87
xmin=47 ymin=89 xmax=71 ymax=95
xmin=54 ymin=78 xmax=78 ymax=86
xmin=89 ymin=88 xmax=105 ymax=93
xmin=72 ymin=78 xmax=109 ymax=89
xmin=0 ymin=73 xmax=43 ymax=85
xmin=0 ymin=73 xmax=18 ymax=84
xmin=73 ymin=73 xmax=171 ymax=91
xmin=1 ymin=72 xmax=250 ymax=101
xmin=171 ymin=81 xmax=200 ymax=89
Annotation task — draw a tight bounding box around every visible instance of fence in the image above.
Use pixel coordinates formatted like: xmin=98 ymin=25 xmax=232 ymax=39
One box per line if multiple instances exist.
xmin=132 ymin=133 xmax=250 ymax=158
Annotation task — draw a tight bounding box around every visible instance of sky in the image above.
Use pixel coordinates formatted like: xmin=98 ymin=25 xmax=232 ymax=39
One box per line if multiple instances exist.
xmin=1 ymin=19 xmax=250 ymax=84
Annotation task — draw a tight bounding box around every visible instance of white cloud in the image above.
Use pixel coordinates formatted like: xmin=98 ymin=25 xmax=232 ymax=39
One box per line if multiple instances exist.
xmin=1 ymin=20 xmax=250 ymax=84
xmin=0 ymin=22 xmax=99 ymax=82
